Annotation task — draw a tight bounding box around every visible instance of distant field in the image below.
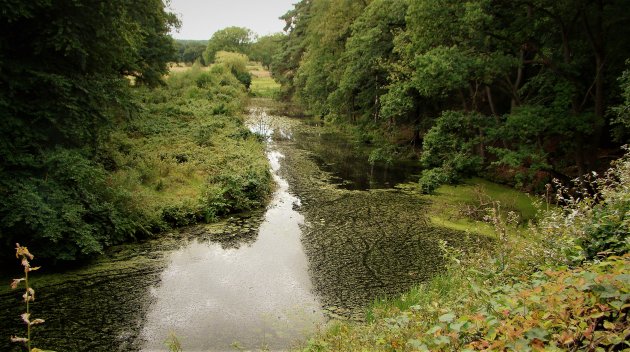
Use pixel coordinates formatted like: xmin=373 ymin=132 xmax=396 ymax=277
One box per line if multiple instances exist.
xmin=168 ymin=61 xmax=281 ymax=98
xmin=168 ymin=63 xmax=209 ymax=74
xmin=248 ymin=62 xmax=280 ymax=98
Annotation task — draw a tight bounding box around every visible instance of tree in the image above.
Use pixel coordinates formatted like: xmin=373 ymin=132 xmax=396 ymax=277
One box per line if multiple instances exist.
xmin=203 ymin=26 xmax=255 ymax=63
xmin=274 ymin=0 xmax=630 ymax=190
xmin=175 ymin=40 xmax=207 ymax=64
xmin=215 ymin=51 xmax=253 ymax=89
xmin=271 ymin=0 xmax=314 ymax=99
xmin=0 ymin=0 xmax=178 ymax=261
xmin=250 ymin=33 xmax=285 ymax=69
xmin=330 ymin=0 xmax=408 ymax=123
xmin=293 ymin=0 xmax=369 ymax=116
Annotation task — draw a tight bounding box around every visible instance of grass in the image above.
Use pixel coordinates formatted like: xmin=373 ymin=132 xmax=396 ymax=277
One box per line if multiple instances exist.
xmin=168 ymin=62 xmax=210 ymax=74
xmin=105 ymin=64 xmax=272 ymax=229
xmin=250 ymin=76 xmax=281 ymax=98
xmin=249 ymin=62 xmax=281 ymax=98
xmin=395 ymin=177 xmax=538 ymax=239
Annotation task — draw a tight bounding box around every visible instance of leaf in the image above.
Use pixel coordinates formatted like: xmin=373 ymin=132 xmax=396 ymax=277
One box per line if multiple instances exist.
xmin=433 ymin=335 xmax=451 ymax=346
xmin=609 ymin=300 xmax=623 ymax=310
xmin=486 ymin=327 xmax=497 ymax=341
xmin=449 ymin=322 xmax=464 ymax=332
xmin=603 ymin=321 xmax=615 ymax=330
xmin=407 ymin=339 xmax=429 ymax=351
xmin=427 ymin=325 xmax=442 ymax=335
xmin=525 ymin=327 xmax=548 ymax=341
xmin=439 ymin=313 xmax=456 ymax=323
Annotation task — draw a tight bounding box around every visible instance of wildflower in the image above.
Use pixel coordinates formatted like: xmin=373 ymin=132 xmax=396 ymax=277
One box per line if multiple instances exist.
xmin=10 ymin=278 xmax=24 ymax=289
xmin=22 ymin=288 xmax=35 ymax=302
xmin=30 ymin=319 xmax=45 ymax=326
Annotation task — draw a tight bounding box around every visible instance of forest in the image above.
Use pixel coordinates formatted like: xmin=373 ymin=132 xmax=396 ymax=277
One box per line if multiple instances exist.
xmin=269 ymin=0 xmax=630 ymax=193
xmin=0 ymin=1 xmax=270 ymax=262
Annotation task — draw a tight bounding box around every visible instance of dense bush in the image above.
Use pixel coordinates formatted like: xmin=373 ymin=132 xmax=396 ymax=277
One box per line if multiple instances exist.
xmin=1 ymin=56 xmax=271 ymax=262
xmin=0 ymin=149 xmax=145 ymax=260
xmin=0 ymin=0 xmax=178 ymax=262
xmin=418 ymin=111 xmax=487 ymax=193
xmin=215 ymin=51 xmax=253 ymax=89
xmin=106 ymin=66 xmax=271 ymax=231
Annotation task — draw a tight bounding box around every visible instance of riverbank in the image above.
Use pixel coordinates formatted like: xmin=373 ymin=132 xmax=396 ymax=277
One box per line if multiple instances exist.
xmin=2 ymin=96 xmax=539 ymax=352
xmin=106 ymin=64 xmax=272 ymax=232
xmin=296 ymin=152 xmax=630 ymax=351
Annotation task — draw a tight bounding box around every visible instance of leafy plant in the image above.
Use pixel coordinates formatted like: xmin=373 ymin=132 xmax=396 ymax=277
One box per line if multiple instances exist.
xmin=10 ymin=244 xmax=50 ymax=352
xmin=164 ymin=331 xmax=183 ymax=352
xmin=418 ymin=111 xmax=487 ymax=193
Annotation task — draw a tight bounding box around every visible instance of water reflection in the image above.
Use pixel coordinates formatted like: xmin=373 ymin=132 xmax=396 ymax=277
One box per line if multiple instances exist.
xmin=141 ymin=134 xmax=323 ymax=351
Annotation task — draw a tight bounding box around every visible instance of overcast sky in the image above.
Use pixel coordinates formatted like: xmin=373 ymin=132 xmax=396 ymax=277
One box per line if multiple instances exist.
xmin=167 ymin=0 xmax=296 ymax=40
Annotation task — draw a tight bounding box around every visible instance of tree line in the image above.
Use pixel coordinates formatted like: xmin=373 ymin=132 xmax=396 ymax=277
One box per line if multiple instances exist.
xmin=174 ymin=27 xmax=284 ymax=70
xmin=269 ymin=0 xmax=630 ymax=192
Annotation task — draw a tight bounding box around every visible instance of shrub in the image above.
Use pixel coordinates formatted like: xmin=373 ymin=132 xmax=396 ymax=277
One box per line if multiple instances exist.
xmin=215 ymin=51 xmax=253 ymax=89
xmin=533 ymin=149 xmax=630 ymax=263
xmin=580 ymin=151 xmax=630 ymax=259
xmin=419 ymin=111 xmax=487 ymax=193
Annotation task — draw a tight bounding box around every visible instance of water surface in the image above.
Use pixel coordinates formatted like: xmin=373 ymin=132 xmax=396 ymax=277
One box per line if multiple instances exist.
xmin=0 ymin=101 xmax=489 ymax=351
xmin=140 ymin=150 xmax=323 ymax=351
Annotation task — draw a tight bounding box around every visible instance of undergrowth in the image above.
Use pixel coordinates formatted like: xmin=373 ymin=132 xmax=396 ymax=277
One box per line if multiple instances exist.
xmin=299 ymin=151 xmax=630 ymax=351
xmin=104 ymin=64 xmax=272 ymax=233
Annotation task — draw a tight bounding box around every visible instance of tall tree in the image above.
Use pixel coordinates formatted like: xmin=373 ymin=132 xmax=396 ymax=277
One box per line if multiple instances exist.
xmin=203 ymin=26 xmax=255 ymax=63
xmin=293 ymin=0 xmax=369 ymax=116
xmin=271 ymin=0 xmax=314 ymax=99
xmin=250 ymin=33 xmax=285 ymax=69
xmin=329 ymin=0 xmax=408 ymax=123
xmin=0 ymin=0 xmax=178 ymax=260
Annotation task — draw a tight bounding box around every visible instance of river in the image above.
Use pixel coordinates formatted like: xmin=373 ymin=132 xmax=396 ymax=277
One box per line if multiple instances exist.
xmin=0 ymin=100 xmax=488 ymax=351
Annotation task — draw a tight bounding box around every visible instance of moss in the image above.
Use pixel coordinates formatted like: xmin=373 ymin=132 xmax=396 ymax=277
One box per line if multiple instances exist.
xmin=394 ymin=177 xmax=537 ymax=239
xmin=263 ymin=111 xmax=496 ymax=322
xmin=0 ymin=212 xmax=265 ymax=352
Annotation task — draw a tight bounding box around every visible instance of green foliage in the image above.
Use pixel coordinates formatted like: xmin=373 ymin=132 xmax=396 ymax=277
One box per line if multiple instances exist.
xmin=419 ymin=111 xmax=486 ymax=193
xmin=274 ymin=0 xmax=630 ymax=188
xmin=611 ymin=62 xmax=630 ymax=142
xmin=203 ymin=26 xmax=254 ymax=63
xmin=214 ymin=51 xmax=253 ymax=89
xmin=329 ymin=0 xmax=408 ymax=121
xmin=537 ymin=151 xmax=630 ymax=262
xmin=1 ymin=149 xmax=144 ymax=260
xmin=106 ymin=67 xmax=271 ymax=235
xmin=174 ymin=40 xmax=207 ymax=64
xmin=249 ymin=33 xmax=285 ymax=69
xmin=0 ymin=0 xmax=179 ymax=261
xmin=0 ymin=4 xmax=271 ymax=262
